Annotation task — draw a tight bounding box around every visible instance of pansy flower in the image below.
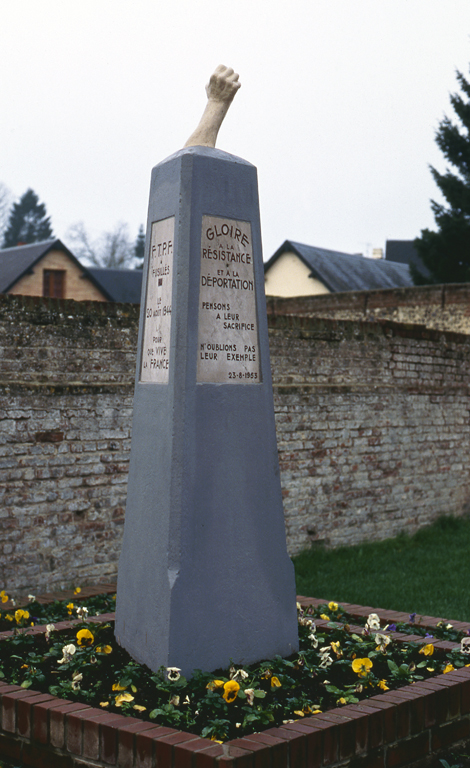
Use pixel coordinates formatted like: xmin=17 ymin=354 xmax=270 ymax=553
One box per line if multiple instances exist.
xmin=419 ymin=644 xmax=434 ymax=657
xmin=460 ymin=638 xmax=470 ymax=655
xmin=352 ymin=658 xmax=373 ymax=677
xmin=223 ymin=680 xmax=240 ymax=703
xmin=76 ymin=629 xmax=94 ymax=647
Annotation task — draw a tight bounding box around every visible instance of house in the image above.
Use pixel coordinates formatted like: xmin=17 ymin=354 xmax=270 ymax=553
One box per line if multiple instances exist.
xmin=88 ymin=268 xmax=142 ymax=304
xmin=0 ymin=239 xmax=143 ymax=303
xmin=385 ymin=240 xmax=430 ymax=279
xmin=264 ymin=240 xmax=413 ymax=297
xmin=0 ymin=239 xmax=111 ymax=302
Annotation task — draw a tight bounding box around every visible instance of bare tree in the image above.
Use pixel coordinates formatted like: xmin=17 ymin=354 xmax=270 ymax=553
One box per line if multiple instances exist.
xmin=67 ymin=221 xmax=135 ymax=268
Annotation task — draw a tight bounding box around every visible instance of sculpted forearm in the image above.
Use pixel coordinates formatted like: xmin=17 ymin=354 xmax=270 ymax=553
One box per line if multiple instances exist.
xmin=185 ymin=65 xmax=240 ymax=149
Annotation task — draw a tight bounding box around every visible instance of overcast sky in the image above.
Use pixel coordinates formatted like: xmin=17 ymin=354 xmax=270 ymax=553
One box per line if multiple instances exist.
xmin=2 ymin=0 xmax=470 ymax=261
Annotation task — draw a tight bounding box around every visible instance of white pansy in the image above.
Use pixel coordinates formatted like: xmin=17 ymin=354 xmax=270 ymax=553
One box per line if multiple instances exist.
xmin=460 ymin=637 xmax=470 ymax=655
xmin=375 ymin=633 xmax=391 ymax=651
xmin=231 ymin=668 xmax=249 ymax=682
xmin=57 ymin=644 xmax=77 ymax=665
xmin=365 ymin=613 xmax=381 ymax=631
xmin=166 ymin=667 xmax=181 ymax=681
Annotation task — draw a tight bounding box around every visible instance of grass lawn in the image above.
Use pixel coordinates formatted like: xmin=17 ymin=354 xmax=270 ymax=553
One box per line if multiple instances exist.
xmin=292 ymin=515 xmax=470 ymax=623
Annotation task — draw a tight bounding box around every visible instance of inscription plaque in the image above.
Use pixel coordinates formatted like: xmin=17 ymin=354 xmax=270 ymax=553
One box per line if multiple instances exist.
xmin=140 ymin=216 xmax=175 ymax=383
xmin=197 ymin=216 xmax=261 ymax=384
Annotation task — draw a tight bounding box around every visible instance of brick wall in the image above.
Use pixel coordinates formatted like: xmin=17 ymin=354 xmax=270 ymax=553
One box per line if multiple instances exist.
xmin=267 ymin=283 xmax=470 ymax=335
xmin=0 ymin=296 xmax=137 ymax=594
xmin=268 ymin=314 xmax=470 ymax=553
xmin=1 ymin=293 xmax=470 ymax=592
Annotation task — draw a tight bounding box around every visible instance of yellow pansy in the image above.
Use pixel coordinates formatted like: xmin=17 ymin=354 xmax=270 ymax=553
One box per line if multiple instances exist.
xmin=0 ymin=590 xmax=8 ymax=604
xmin=294 ymin=710 xmax=305 ymax=716
xmin=328 ymin=602 xmax=338 ymax=612
xmin=271 ymin=676 xmax=282 ymax=688
xmin=133 ymin=705 xmax=146 ymax=712
xmin=443 ymin=664 xmax=454 ymax=674
xmin=352 ymin=658 xmax=373 ymax=677
xmin=99 ymin=702 xmax=109 ymax=707
xmin=112 ymin=682 xmax=127 ymax=691
xmin=337 ymin=698 xmax=347 ymax=705
xmin=115 ymin=692 xmax=134 ymax=707
xmin=96 ymin=645 xmax=112 ymax=654
xmin=331 ymin=641 xmax=342 ymax=657
xmin=66 ymin=603 xmax=74 ymax=615
xmin=74 ymin=587 xmax=81 ymax=595
xmin=419 ymin=644 xmax=434 ymax=657
xmin=222 ymin=680 xmax=240 ymax=703
xmin=76 ymin=629 xmax=94 ymax=647
xmin=206 ymin=679 xmax=225 ymax=691
xmin=14 ymin=609 xmax=29 ymax=623
xmin=5 ymin=614 xmax=13 ymax=621
xmin=378 ymin=680 xmax=389 ymax=691
xmin=320 ymin=614 xmax=330 ymax=621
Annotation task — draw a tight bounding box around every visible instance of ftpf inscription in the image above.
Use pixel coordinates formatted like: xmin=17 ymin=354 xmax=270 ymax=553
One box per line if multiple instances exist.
xmin=197 ymin=216 xmax=261 ymax=384
xmin=140 ymin=216 xmax=174 ymax=383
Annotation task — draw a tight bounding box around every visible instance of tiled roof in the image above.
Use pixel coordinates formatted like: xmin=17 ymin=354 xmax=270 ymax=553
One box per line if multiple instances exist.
xmin=265 ymin=240 xmax=413 ymax=292
xmin=88 ymin=268 xmax=143 ymax=304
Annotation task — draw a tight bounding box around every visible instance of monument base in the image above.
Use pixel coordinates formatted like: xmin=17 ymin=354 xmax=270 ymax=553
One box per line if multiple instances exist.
xmin=115 ymin=146 xmax=298 ymax=676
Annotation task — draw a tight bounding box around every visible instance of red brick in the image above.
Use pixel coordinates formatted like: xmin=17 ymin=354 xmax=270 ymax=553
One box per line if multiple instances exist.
xmin=117 ymin=720 xmax=159 ymax=768
xmin=21 ymin=740 xmax=74 ymax=768
xmin=33 ymin=697 xmax=72 ymax=744
xmin=135 ymin=725 xmax=179 ymax=768
xmin=152 ymin=730 xmax=200 ymax=768
xmin=376 ymin=694 xmax=410 ymax=740
xmin=243 ymin=731 xmax=288 ymax=768
xmin=49 ymin=702 xmax=91 ymax=749
xmin=2 ymin=688 xmax=38 ymax=733
xmin=17 ymin=693 xmax=56 ymax=738
xmin=174 ymin=737 xmax=228 ymax=768
xmin=387 ymin=730 xmax=430 ymax=766
xmin=364 ymin=698 xmax=396 ymax=743
xmin=100 ymin=715 xmax=129 ymax=764
xmin=279 ymin=720 xmax=323 ymax=767
xmin=64 ymin=707 xmax=110 ymax=758
xmin=0 ymin=731 xmax=22 ymax=762
xmin=431 ymin=717 xmax=470 ymax=751
xmin=194 ymin=743 xmax=225 ymax=768
xmin=217 ymin=745 xmax=254 ymax=768
xmin=347 ymin=747 xmax=386 ymax=768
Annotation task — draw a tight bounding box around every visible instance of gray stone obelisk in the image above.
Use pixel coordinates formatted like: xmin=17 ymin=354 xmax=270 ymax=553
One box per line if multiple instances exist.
xmin=115 ymin=68 xmax=298 ymax=676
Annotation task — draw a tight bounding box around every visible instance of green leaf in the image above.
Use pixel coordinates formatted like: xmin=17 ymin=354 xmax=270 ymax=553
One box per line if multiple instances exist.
xmin=21 ymin=680 xmax=32 ymax=689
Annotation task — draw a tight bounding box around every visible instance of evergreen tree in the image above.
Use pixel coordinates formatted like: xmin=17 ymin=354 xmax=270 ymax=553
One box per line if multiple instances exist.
xmin=413 ymin=69 xmax=470 ymax=284
xmin=2 ymin=189 xmax=53 ymax=248
xmin=134 ymin=224 xmax=146 ymax=269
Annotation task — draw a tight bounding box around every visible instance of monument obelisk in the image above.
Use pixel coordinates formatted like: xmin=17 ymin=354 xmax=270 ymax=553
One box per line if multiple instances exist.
xmin=115 ymin=66 xmax=298 ymax=676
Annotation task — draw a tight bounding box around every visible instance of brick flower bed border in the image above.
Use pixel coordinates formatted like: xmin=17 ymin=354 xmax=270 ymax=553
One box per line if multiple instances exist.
xmin=0 ymin=591 xmax=469 ymax=767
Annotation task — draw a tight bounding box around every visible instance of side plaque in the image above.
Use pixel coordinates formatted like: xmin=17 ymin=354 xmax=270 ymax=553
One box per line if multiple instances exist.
xmin=197 ymin=216 xmax=261 ymax=384
xmin=140 ymin=216 xmax=174 ymax=383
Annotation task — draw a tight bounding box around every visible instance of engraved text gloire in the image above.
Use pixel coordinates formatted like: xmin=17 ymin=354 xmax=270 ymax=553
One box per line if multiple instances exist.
xmin=197 ymin=216 xmax=261 ymax=384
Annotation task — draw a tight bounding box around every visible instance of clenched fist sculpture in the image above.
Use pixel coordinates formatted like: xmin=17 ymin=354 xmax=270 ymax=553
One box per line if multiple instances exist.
xmin=185 ymin=65 xmax=241 ymax=149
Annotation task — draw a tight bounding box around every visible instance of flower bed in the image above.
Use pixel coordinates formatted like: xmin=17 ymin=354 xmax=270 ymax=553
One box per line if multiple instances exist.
xmin=0 ymin=591 xmax=469 ymax=767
